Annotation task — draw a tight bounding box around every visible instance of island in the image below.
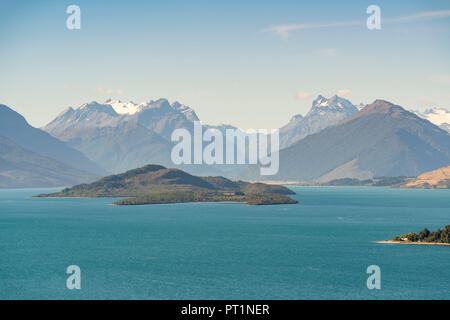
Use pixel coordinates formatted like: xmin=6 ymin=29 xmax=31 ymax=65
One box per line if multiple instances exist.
xmin=35 ymin=164 xmax=298 ymax=206
xmin=377 ymin=225 xmax=450 ymax=246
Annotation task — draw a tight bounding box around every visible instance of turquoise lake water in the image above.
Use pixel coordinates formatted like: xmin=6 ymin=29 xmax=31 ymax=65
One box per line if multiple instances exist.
xmin=0 ymin=187 xmax=449 ymax=300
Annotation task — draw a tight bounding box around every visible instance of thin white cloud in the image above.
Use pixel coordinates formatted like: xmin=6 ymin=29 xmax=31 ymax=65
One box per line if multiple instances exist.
xmin=263 ymin=10 xmax=450 ymax=38
xmin=263 ymin=21 xmax=361 ymax=38
xmin=387 ymin=9 xmax=450 ymax=23
xmin=296 ymin=91 xmax=311 ymax=99
xmin=337 ymin=89 xmax=350 ymax=97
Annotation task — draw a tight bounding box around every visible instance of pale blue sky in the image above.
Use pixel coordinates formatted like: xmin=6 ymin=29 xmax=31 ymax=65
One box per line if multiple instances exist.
xmin=0 ymin=0 xmax=449 ymax=129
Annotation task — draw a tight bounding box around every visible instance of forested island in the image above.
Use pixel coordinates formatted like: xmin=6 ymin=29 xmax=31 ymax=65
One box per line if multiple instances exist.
xmin=378 ymin=225 xmax=450 ymax=246
xmin=36 ymin=164 xmax=298 ymax=206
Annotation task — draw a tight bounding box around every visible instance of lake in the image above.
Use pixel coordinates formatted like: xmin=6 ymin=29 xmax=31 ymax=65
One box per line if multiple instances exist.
xmin=0 ymin=187 xmax=449 ymax=299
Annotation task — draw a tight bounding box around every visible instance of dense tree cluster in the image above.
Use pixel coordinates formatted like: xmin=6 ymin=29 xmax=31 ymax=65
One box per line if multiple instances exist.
xmin=393 ymin=225 xmax=450 ymax=244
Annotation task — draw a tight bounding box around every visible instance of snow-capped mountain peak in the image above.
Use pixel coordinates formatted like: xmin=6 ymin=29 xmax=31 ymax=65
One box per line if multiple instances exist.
xmin=312 ymin=95 xmax=328 ymax=107
xmin=415 ymin=107 xmax=450 ymax=125
xmin=356 ymin=103 xmax=366 ymax=111
xmin=171 ymin=101 xmax=199 ymax=121
xmin=309 ymin=95 xmax=357 ymax=115
xmin=79 ymin=101 xmax=118 ymax=116
xmin=99 ymin=98 xmax=199 ymax=121
xmin=104 ymin=99 xmax=140 ymax=115
xmin=279 ymin=95 xmax=358 ymax=148
xmin=414 ymin=107 xmax=450 ymax=133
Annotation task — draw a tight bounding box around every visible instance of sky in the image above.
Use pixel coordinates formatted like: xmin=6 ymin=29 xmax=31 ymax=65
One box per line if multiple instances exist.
xmin=0 ymin=0 xmax=449 ymax=129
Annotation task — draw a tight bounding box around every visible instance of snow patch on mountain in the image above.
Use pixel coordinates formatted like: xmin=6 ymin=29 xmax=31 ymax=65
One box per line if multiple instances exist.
xmin=356 ymin=103 xmax=366 ymax=111
xmin=309 ymin=95 xmax=356 ymax=114
xmin=279 ymin=95 xmax=358 ymax=148
xmin=414 ymin=107 xmax=450 ymax=133
xmin=105 ymin=99 xmax=140 ymax=115
xmin=101 ymin=99 xmax=200 ymax=121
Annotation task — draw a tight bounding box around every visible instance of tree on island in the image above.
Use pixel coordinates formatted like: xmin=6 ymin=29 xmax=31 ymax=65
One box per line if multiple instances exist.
xmin=392 ymin=225 xmax=450 ymax=244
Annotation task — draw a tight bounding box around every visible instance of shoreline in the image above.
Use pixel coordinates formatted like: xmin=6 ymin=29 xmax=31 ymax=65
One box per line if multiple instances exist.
xmin=112 ymin=200 xmax=244 ymax=206
xmin=376 ymin=240 xmax=450 ymax=246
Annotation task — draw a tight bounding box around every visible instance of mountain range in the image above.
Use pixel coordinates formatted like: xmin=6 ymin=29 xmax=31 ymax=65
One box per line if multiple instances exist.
xmin=45 ymin=100 xmax=197 ymax=170
xmin=245 ymin=100 xmax=450 ymax=182
xmin=1 ymin=96 xmax=449 ymax=188
xmin=43 ymin=95 xmax=363 ymax=173
xmin=42 ymin=99 xmax=248 ymax=176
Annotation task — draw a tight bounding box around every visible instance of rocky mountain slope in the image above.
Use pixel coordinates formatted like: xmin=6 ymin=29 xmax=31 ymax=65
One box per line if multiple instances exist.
xmin=42 ymin=99 xmax=242 ymax=175
xmin=279 ymin=95 xmax=358 ymax=148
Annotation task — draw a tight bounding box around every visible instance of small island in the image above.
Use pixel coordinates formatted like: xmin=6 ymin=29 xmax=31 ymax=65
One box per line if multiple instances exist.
xmin=36 ymin=164 xmax=298 ymax=206
xmin=377 ymin=225 xmax=450 ymax=246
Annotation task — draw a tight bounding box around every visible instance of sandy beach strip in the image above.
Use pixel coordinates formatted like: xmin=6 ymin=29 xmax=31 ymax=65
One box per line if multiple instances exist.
xmin=376 ymin=240 xmax=450 ymax=246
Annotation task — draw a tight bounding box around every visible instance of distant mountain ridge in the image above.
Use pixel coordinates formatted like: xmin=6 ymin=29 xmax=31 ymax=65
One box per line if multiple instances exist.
xmin=245 ymin=100 xmax=450 ymax=182
xmin=43 ymin=99 xmax=199 ymax=140
xmin=0 ymin=104 xmax=107 ymax=176
xmin=3 ymin=96 xmax=450 ymax=188
xmin=42 ymin=99 xmax=244 ymax=176
xmin=0 ymin=134 xmax=97 ymax=188
xmin=42 ymin=96 xmax=450 ymax=181
xmin=279 ymin=95 xmax=359 ymax=148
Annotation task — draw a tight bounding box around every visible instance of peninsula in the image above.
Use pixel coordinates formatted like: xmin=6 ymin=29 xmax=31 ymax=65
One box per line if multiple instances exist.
xmin=398 ymin=166 xmax=450 ymax=189
xmin=36 ymin=164 xmax=298 ymax=206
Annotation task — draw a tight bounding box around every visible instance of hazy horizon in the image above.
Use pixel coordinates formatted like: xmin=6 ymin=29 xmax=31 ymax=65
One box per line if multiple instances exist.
xmin=1 ymin=0 xmax=449 ymax=129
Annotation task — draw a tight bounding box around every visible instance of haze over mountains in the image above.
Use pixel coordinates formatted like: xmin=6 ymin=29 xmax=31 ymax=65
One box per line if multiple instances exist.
xmin=0 ymin=135 xmax=96 ymax=188
xmin=0 ymin=104 xmax=106 ymax=176
xmin=246 ymin=100 xmax=450 ymax=182
xmin=1 ymin=95 xmax=449 ymax=188
xmin=0 ymin=104 xmax=102 ymax=187
xmin=42 ymin=99 xmax=245 ymax=176
xmin=41 ymin=95 xmax=366 ymax=176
